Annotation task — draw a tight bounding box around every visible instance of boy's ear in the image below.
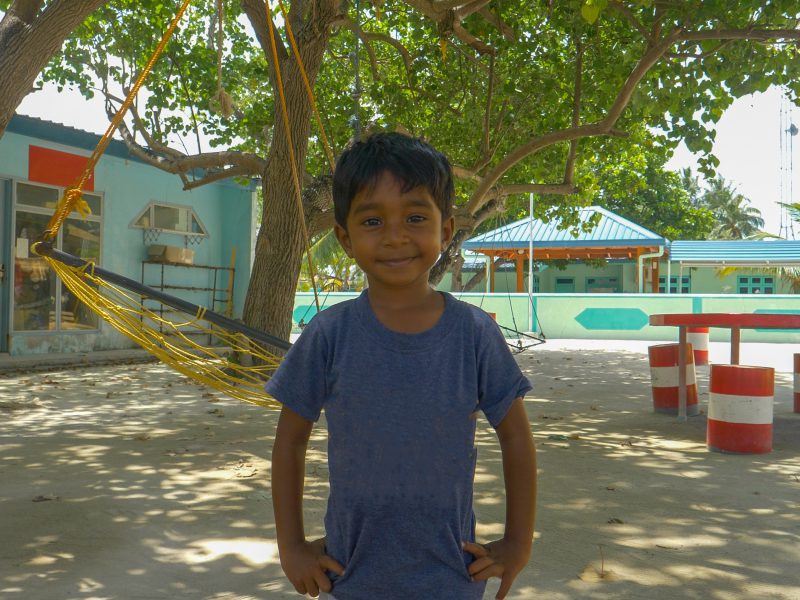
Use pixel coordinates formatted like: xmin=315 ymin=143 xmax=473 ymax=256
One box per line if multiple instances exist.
xmin=441 ymin=215 xmax=455 ymax=252
xmin=334 ymin=223 xmax=353 ymax=257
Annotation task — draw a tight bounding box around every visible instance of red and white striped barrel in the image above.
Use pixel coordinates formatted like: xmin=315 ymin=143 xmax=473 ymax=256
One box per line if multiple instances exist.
xmin=687 ymin=327 xmax=709 ymax=366
xmin=794 ymin=354 xmax=800 ymax=414
xmin=647 ymin=343 xmax=699 ymax=416
xmin=708 ymin=365 xmax=773 ymax=454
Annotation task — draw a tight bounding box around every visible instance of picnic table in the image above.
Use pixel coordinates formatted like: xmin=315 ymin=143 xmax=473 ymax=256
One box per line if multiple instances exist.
xmin=648 ymin=312 xmax=800 ymax=420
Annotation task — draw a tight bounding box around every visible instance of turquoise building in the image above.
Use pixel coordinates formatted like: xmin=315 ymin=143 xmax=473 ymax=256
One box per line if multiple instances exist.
xmin=0 ymin=115 xmax=257 ymax=356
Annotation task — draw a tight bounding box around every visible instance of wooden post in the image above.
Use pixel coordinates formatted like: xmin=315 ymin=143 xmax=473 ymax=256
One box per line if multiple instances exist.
xmin=489 ymin=254 xmax=496 ymax=293
xmin=515 ymin=255 xmax=525 ymax=293
xmin=651 ymin=257 xmax=660 ymax=293
xmin=226 ymin=246 xmax=236 ymax=317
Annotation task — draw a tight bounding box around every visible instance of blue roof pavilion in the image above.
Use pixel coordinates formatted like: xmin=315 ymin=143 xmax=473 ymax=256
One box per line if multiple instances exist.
xmin=464 ymin=206 xmax=666 ymax=258
xmin=463 ymin=206 xmax=667 ymax=292
xmin=669 ymin=240 xmax=800 ymax=266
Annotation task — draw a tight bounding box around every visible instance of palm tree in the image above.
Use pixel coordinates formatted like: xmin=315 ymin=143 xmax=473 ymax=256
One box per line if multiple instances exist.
xmin=702 ymin=176 xmax=765 ymax=239
xmin=680 ymin=167 xmax=703 ymax=206
xmin=298 ymin=231 xmax=364 ymax=292
xmin=714 ymin=199 xmax=799 ymax=292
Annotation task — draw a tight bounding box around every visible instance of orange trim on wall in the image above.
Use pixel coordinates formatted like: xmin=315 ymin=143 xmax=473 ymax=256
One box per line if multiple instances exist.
xmin=28 ymin=145 xmax=95 ymax=191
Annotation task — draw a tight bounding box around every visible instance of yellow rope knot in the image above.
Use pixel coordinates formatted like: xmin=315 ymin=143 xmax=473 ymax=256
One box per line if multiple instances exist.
xmin=67 ymin=188 xmax=93 ymax=219
xmin=77 ymin=260 xmax=97 ymax=277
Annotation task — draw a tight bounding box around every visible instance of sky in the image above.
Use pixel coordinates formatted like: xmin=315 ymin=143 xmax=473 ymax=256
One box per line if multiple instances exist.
xmin=15 ymin=81 xmax=800 ymax=237
xmin=665 ymin=84 xmax=798 ymax=238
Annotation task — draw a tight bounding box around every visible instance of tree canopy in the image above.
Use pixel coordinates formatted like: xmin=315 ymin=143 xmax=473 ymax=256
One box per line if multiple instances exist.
xmin=11 ymin=1 xmax=800 ymax=339
xmin=597 ymin=147 xmax=715 ymax=241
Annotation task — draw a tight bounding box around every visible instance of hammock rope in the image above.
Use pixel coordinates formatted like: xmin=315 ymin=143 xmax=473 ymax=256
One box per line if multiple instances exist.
xmin=34 ymin=242 xmax=287 ymax=408
xmin=43 ymin=0 xmax=194 ymax=241
xmin=265 ymin=1 xmax=321 ymax=311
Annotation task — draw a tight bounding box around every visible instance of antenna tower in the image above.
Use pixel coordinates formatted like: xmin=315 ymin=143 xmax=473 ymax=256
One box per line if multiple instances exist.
xmin=779 ymin=92 xmax=797 ymax=239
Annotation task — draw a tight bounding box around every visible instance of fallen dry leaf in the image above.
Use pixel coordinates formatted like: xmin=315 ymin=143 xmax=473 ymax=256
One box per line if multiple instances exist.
xmin=32 ymin=494 xmax=59 ymax=502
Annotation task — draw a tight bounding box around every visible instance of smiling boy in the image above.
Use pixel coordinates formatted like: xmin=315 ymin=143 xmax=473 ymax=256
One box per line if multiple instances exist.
xmin=267 ymin=132 xmax=536 ymax=600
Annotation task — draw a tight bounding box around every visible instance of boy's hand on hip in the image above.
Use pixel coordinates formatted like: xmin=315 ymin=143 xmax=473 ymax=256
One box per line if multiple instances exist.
xmin=463 ymin=538 xmax=531 ymax=600
xmin=279 ymin=537 xmax=345 ymax=597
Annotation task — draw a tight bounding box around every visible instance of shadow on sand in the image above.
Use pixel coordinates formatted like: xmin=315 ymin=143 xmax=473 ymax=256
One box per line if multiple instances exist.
xmin=1 ymin=346 xmax=799 ymax=599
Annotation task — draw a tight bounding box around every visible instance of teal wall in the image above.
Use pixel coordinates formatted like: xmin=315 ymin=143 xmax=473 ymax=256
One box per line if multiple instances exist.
xmin=671 ymin=266 xmax=795 ymax=294
xmin=444 ymin=261 xmax=641 ymax=294
xmin=291 ymin=291 xmax=800 ymax=343
xmin=1 ymin=124 xmax=255 ymax=355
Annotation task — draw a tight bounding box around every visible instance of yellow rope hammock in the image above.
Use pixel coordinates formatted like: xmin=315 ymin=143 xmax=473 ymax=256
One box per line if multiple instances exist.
xmin=33 ymin=0 xmax=335 ymax=408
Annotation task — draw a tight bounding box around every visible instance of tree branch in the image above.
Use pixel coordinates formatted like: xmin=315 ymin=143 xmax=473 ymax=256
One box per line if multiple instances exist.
xmin=429 ymin=0 xmax=477 ymax=11
xmin=488 ymin=183 xmax=579 ymax=198
xmin=397 ymin=85 xmax=464 ymax=116
xmin=7 ymin=0 xmax=45 ymax=24
xmin=113 ymin=114 xmax=266 ymax=185
xmin=452 ymin=21 xmax=494 ymax=55
xmin=338 ymin=17 xmax=414 ymax=77
xmin=478 ymin=7 xmax=514 ymax=42
xmin=482 ymin=54 xmax=494 ymax=157
xmin=454 ymin=0 xmax=492 ymax=20
xmin=564 ymin=39 xmax=583 ymax=186
xmin=667 ymin=39 xmax=735 ymax=59
xmin=452 ymin=165 xmax=481 ymax=182
xmin=181 ymin=165 xmax=257 ymax=190
xmin=679 ymin=28 xmax=800 ymax=43
xmin=240 ymin=0 xmax=288 ymax=87
xmin=464 ymin=29 xmax=684 ymax=213
xmin=608 ymin=1 xmax=651 ymax=41
xmin=404 ymin=0 xmax=497 ymax=55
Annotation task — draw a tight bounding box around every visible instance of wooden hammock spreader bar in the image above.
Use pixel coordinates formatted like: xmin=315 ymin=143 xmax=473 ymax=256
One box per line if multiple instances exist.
xmin=33 ymin=241 xmax=291 ymax=352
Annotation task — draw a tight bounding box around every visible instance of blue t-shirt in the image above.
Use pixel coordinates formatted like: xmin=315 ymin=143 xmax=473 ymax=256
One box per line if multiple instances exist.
xmin=265 ymin=290 xmax=532 ymax=600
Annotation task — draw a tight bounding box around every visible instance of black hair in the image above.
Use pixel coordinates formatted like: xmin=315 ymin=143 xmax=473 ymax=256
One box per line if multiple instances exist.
xmin=332 ymin=132 xmax=454 ymax=229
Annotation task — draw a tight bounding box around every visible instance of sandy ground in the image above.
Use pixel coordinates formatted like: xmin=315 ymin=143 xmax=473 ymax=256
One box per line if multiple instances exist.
xmin=1 ymin=340 xmax=799 ymax=600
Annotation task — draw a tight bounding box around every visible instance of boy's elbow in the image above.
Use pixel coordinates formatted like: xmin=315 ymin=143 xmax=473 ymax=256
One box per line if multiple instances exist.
xmin=496 ymin=398 xmax=534 ymax=444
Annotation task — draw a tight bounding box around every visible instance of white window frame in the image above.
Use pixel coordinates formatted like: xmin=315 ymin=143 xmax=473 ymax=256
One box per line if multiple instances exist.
xmin=130 ymin=201 xmax=209 ymax=238
xmin=12 ymin=179 xmax=104 ymax=333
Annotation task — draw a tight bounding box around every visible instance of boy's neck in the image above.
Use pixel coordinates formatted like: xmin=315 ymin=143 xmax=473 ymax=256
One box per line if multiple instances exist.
xmin=366 ymin=284 xmax=445 ymax=334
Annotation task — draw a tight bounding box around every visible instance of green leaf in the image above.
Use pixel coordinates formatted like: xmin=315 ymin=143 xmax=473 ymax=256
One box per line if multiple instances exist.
xmin=581 ymin=0 xmax=607 ymax=24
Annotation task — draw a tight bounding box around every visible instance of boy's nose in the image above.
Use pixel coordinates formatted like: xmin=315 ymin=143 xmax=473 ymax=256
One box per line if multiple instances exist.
xmin=382 ymin=222 xmax=408 ymax=245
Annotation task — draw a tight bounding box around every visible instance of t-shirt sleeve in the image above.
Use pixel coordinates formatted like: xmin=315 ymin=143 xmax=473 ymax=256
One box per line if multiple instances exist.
xmin=264 ymin=316 xmax=328 ymax=422
xmin=476 ymin=315 xmax=533 ymax=428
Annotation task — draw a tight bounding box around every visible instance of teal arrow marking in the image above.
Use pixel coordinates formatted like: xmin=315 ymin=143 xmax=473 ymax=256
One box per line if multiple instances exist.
xmin=575 ymin=308 xmax=649 ymax=331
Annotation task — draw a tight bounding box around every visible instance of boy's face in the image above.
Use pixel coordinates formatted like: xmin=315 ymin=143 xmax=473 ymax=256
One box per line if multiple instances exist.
xmin=334 ymin=171 xmax=454 ymax=294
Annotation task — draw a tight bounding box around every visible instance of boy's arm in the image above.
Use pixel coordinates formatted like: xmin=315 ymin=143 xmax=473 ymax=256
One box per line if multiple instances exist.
xmin=464 ymin=397 xmax=536 ymax=600
xmin=272 ymin=405 xmax=344 ymax=597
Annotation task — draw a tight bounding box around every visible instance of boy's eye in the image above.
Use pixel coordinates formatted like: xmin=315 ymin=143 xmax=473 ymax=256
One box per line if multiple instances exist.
xmin=362 ymin=217 xmax=381 ymax=227
xmin=408 ymin=214 xmax=426 ymax=223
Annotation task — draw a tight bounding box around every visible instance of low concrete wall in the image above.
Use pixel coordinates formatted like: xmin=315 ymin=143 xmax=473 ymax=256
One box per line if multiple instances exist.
xmin=292 ymin=292 xmax=800 ymax=343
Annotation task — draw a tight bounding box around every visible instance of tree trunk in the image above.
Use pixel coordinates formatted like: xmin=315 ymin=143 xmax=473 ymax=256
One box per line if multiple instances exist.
xmin=449 ymin=254 xmax=464 ymax=292
xmin=242 ymin=0 xmax=338 ymax=348
xmin=0 ymin=0 xmax=108 ymax=136
xmin=463 ymin=269 xmax=487 ymax=292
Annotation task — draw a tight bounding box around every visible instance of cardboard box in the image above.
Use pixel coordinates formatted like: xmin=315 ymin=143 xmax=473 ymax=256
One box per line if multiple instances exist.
xmin=147 ymin=244 xmax=195 ymax=265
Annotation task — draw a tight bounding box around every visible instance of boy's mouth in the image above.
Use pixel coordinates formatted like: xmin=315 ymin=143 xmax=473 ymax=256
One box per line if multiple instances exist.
xmin=378 ymin=256 xmax=415 ymax=267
